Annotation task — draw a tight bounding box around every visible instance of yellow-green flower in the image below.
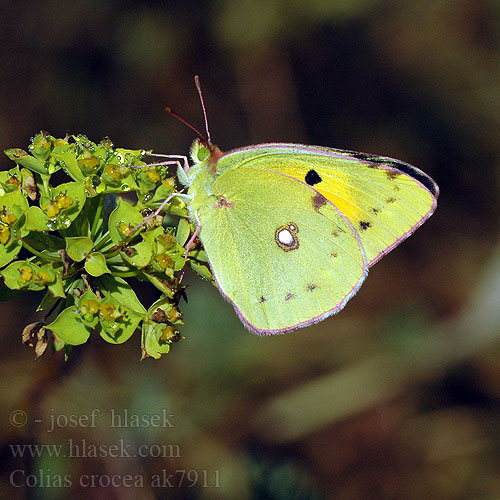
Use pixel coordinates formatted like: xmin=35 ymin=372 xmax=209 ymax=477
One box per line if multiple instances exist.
xmin=161 ymin=178 xmax=175 ymax=190
xmin=18 ymin=266 xmax=33 ymax=283
xmin=0 ymin=209 xmax=17 ymax=244
xmin=160 ymin=326 xmax=178 ymax=342
xmin=78 ymin=153 xmax=99 ymax=169
xmin=100 ymin=302 xmax=121 ymax=323
xmin=43 ymin=201 xmax=60 ymax=218
xmin=156 ymin=253 xmax=173 ymax=270
xmin=56 ymin=193 xmax=74 ymax=209
xmin=105 ymin=163 xmax=128 ymax=180
xmin=0 ymin=225 xmax=10 ymax=245
xmin=81 ymin=299 xmax=100 ymax=315
xmin=0 ymin=209 xmax=17 ymax=226
xmin=167 ymin=307 xmax=182 ymax=323
xmin=33 ymin=270 xmax=52 ymax=286
xmin=120 ymin=223 xmax=134 ymax=237
xmin=144 ymin=168 xmax=160 ymax=183
xmin=33 ymin=137 xmax=51 ymax=150
xmin=158 ymin=233 xmax=176 ymax=250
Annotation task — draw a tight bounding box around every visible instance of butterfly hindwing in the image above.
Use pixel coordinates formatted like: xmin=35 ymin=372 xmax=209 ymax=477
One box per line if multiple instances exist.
xmin=197 ymin=166 xmax=367 ymax=334
xmin=217 ymin=144 xmax=439 ymax=266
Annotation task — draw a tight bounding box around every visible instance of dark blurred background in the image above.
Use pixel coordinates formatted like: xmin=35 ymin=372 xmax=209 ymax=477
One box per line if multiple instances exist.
xmin=1 ymin=1 xmax=499 ymax=499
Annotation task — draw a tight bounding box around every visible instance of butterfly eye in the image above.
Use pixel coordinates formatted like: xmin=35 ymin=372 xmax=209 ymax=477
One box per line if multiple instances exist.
xmin=197 ymin=146 xmax=210 ymax=162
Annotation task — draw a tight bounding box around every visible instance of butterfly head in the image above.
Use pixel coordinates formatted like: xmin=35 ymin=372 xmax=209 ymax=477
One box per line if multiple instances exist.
xmin=190 ymin=138 xmax=223 ymax=172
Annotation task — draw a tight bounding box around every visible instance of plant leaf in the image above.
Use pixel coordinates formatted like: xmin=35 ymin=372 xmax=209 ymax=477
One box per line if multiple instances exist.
xmin=46 ymin=306 xmax=91 ymax=345
xmin=97 ymin=275 xmax=147 ymax=315
xmin=175 ymin=218 xmax=191 ymax=247
xmin=66 ymin=236 xmax=93 ymax=262
xmin=121 ymin=238 xmax=153 ymax=268
xmin=4 ymin=149 xmax=47 ymax=174
xmin=108 ymin=197 xmax=143 ymax=245
xmin=85 ymin=252 xmax=111 ymax=276
xmin=52 ymin=151 xmax=85 ymax=181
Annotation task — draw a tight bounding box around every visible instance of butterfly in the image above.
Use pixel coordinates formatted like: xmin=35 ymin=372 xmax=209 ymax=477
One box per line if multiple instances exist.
xmin=166 ymin=78 xmax=439 ymax=335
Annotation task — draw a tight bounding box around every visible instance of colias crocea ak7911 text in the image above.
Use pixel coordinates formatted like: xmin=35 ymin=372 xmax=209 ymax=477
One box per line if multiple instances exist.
xmin=165 ymin=80 xmax=439 ymax=335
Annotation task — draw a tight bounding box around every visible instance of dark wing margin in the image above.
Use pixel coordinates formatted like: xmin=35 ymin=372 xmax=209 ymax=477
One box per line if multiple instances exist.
xmin=338 ymin=150 xmax=439 ymax=198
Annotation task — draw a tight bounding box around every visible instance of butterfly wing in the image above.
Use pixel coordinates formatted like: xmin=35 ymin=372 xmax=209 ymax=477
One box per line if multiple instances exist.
xmin=217 ymin=144 xmax=439 ymax=266
xmin=196 ymin=166 xmax=367 ymax=334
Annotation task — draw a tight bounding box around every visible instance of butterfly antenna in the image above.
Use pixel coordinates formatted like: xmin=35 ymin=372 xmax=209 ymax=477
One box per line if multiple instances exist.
xmin=194 ymin=75 xmax=212 ymax=144
xmin=165 ymin=107 xmax=207 ymax=142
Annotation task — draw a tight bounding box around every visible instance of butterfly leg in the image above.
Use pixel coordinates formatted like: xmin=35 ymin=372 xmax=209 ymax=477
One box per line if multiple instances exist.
xmin=179 ymin=210 xmax=201 ymax=284
xmin=133 ymin=159 xmax=188 ymax=185
xmin=131 ymin=190 xmax=181 ymax=234
xmin=144 ymin=152 xmax=190 ymax=173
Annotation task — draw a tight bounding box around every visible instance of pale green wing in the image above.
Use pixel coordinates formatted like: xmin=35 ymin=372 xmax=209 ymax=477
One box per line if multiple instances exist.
xmin=197 ymin=166 xmax=367 ymax=335
xmin=217 ymin=144 xmax=439 ymax=266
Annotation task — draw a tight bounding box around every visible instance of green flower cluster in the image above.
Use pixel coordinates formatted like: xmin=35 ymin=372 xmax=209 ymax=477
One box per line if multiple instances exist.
xmin=0 ymin=132 xmax=212 ymax=359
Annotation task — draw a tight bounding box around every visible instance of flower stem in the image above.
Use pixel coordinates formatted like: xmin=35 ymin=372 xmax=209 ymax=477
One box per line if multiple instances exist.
xmin=91 ymin=196 xmax=104 ymax=239
xmin=109 ymin=270 xmax=141 ymax=278
xmin=22 ymin=240 xmax=60 ymax=261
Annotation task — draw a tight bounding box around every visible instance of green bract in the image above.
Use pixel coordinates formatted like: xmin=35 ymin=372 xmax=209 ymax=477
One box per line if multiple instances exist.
xmin=0 ymin=132 xmax=211 ymax=360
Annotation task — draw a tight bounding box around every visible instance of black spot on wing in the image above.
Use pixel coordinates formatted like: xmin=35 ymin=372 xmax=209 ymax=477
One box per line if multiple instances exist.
xmin=307 ymin=283 xmax=317 ymax=292
xmin=259 ymin=296 xmax=266 ymax=303
xmin=386 ymin=197 xmax=396 ymax=204
xmin=305 ymin=169 xmax=322 ymax=185
xmin=285 ymin=293 xmax=294 ymax=301
xmin=359 ymin=221 xmax=371 ymax=230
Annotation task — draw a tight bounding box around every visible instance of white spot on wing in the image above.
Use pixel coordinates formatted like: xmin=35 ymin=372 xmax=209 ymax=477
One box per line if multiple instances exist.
xmin=278 ymin=229 xmax=294 ymax=246
xmin=275 ymin=222 xmax=299 ymax=251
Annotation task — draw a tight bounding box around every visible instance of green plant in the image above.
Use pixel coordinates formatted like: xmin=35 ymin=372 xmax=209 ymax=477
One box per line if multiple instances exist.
xmin=0 ymin=131 xmax=212 ymax=359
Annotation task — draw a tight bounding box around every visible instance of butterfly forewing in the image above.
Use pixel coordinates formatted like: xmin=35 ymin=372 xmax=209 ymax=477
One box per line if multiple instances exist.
xmin=197 ymin=166 xmax=367 ymax=334
xmin=218 ymin=144 xmax=438 ymax=266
